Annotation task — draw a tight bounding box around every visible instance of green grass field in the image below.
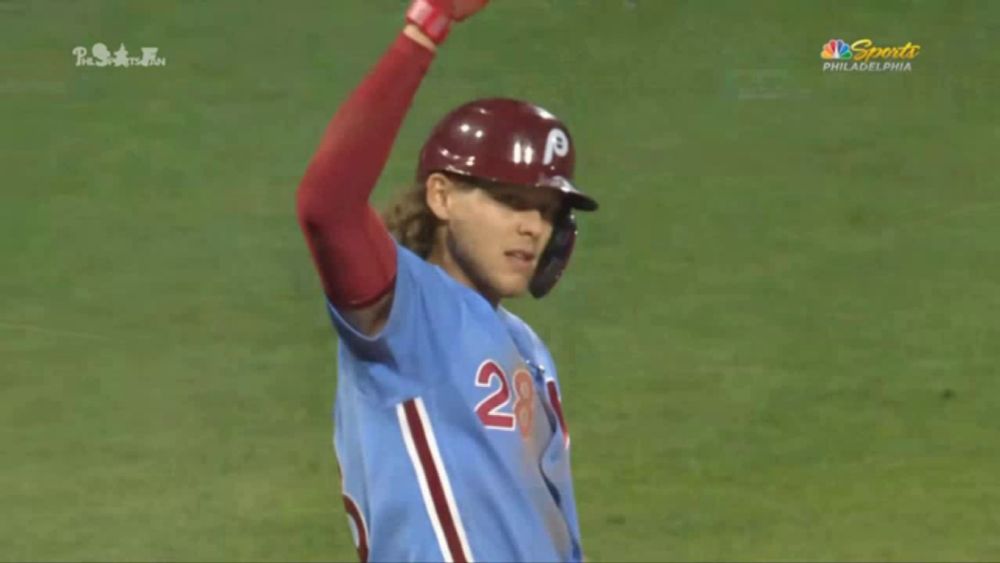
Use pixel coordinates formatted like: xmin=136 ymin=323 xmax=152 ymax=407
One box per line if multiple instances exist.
xmin=3 ymin=0 xmax=999 ymax=560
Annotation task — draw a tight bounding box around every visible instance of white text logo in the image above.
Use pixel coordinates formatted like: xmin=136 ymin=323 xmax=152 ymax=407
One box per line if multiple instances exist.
xmin=72 ymin=43 xmax=166 ymax=68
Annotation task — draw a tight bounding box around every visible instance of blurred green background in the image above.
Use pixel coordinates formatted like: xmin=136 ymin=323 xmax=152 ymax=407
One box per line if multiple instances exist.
xmin=2 ymin=0 xmax=999 ymax=560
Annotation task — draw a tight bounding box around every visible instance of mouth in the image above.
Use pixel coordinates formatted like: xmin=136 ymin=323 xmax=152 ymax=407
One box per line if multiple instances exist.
xmin=505 ymin=250 xmax=537 ymax=272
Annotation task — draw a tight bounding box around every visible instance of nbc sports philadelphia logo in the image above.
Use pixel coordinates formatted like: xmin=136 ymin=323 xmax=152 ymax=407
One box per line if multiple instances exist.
xmin=820 ymin=38 xmax=920 ymax=72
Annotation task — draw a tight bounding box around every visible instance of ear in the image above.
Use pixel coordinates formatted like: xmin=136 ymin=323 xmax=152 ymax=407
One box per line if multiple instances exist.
xmin=425 ymin=172 xmax=455 ymax=221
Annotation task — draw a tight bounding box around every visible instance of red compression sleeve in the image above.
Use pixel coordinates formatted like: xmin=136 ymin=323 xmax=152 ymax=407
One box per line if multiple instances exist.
xmin=296 ymin=32 xmax=435 ymax=308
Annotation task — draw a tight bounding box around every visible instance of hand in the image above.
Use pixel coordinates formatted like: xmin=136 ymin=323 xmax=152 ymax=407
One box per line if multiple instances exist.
xmin=406 ymin=0 xmax=490 ymax=45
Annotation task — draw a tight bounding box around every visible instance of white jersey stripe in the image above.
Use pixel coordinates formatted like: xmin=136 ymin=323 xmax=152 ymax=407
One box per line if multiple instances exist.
xmin=397 ymin=402 xmax=452 ymax=561
xmin=413 ymin=397 xmax=474 ymax=561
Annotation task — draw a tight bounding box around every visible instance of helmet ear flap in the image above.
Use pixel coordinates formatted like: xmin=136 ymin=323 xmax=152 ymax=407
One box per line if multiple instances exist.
xmin=529 ymin=211 xmax=577 ymax=299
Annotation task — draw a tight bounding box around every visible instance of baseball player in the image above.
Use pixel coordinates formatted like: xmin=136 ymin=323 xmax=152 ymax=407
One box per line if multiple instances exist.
xmin=296 ymin=1 xmax=598 ymax=560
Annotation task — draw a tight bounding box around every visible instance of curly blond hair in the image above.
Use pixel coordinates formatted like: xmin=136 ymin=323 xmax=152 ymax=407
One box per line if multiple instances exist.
xmin=381 ymin=182 xmax=439 ymax=259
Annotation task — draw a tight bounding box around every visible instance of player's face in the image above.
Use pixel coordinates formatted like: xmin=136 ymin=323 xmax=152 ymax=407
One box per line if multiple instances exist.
xmin=432 ymin=177 xmax=563 ymax=303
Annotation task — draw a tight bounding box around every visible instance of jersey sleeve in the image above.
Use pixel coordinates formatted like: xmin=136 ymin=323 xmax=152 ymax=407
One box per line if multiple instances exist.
xmin=324 ymin=243 xmax=456 ymax=397
xmin=325 ymin=243 xmax=421 ymax=352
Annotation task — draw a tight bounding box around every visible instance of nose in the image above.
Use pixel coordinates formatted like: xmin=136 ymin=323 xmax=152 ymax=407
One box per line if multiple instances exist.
xmin=517 ymin=208 xmax=546 ymax=238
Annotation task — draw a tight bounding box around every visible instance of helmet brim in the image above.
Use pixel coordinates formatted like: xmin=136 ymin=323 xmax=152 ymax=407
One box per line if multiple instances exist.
xmin=539 ymin=176 xmax=599 ymax=212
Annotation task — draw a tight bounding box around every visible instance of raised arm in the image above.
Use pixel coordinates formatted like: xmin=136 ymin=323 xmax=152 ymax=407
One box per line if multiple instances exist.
xmin=297 ymin=1 xmax=485 ymax=335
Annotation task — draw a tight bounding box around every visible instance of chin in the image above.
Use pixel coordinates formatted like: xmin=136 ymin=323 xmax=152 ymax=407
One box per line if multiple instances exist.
xmin=494 ymin=276 xmax=531 ymax=299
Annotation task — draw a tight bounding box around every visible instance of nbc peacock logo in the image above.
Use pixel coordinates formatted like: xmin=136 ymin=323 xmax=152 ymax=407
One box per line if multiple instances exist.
xmin=821 ymin=39 xmax=852 ymax=60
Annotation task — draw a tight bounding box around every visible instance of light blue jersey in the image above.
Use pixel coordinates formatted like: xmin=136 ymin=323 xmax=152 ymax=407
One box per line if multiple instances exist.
xmin=325 ymin=242 xmax=581 ymax=562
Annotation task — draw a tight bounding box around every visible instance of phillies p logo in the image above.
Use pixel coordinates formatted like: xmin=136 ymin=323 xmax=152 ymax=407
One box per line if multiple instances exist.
xmin=543 ymin=128 xmax=569 ymax=165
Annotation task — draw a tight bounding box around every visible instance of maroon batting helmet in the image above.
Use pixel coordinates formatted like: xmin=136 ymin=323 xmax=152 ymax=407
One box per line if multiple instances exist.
xmin=417 ymin=98 xmax=599 ymax=212
xmin=417 ymin=98 xmax=598 ymax=298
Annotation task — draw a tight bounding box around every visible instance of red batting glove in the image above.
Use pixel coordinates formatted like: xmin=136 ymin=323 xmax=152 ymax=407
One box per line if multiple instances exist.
xmin=406 ymin=0 xmax=490 ymax=45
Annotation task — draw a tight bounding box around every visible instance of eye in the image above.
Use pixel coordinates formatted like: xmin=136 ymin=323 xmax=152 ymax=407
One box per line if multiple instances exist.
xmin=495 ymin=193 xmax=523 ymax=208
